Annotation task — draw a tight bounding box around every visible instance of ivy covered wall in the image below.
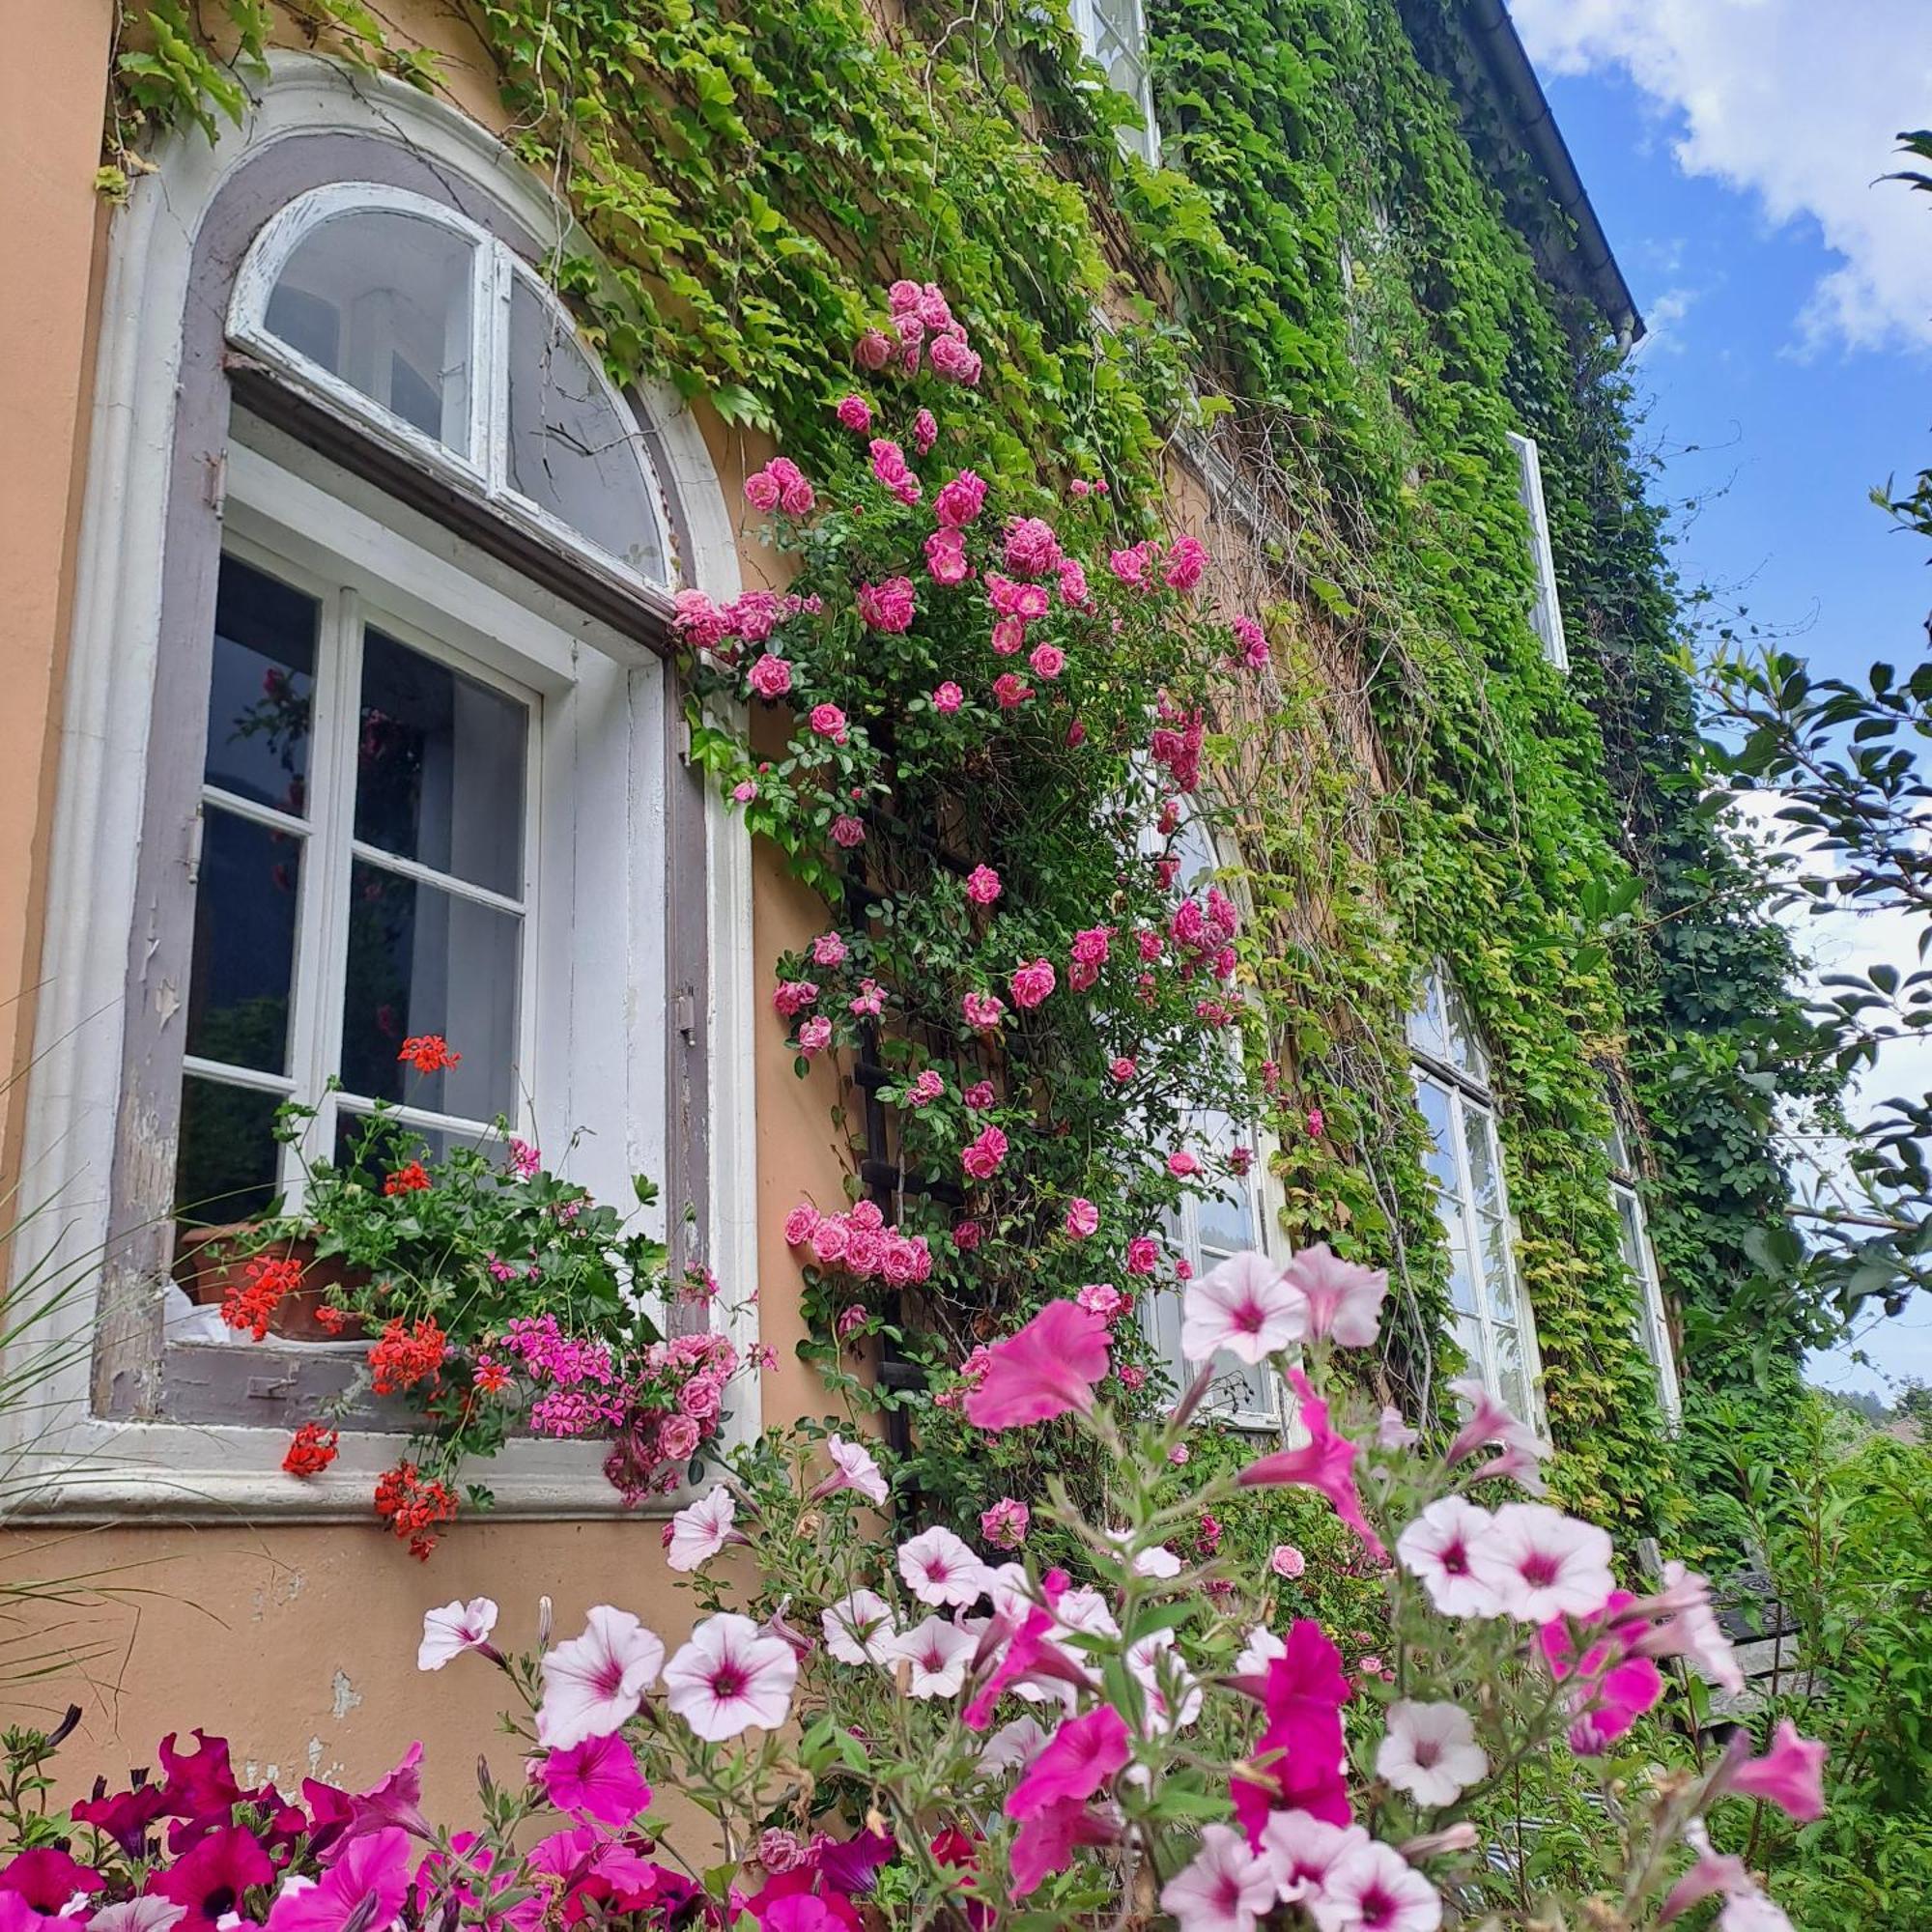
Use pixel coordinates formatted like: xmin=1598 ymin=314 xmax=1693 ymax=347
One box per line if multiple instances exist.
xmin=113 ymin=0 xmax=1815 ymax=1546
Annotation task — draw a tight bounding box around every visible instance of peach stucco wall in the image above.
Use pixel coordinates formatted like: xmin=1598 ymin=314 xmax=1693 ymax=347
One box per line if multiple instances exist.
xmin=0 ymin=0 xmax=860 ymax=1817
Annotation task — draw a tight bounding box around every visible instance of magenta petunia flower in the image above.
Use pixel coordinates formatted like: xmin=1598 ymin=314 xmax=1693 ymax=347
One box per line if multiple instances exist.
xmin=962 ymin=1301 xmax=1110 ymax=1431
xmin=538 ymin=1733 xmax=651 ymax=1828
xmin=1237 ymin=1369 xmax=1385 ymax=1559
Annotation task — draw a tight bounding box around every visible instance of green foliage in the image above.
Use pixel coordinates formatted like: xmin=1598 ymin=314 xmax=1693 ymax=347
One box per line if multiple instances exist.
xmin=108 ymin=0 xmax=1814 ymax=1550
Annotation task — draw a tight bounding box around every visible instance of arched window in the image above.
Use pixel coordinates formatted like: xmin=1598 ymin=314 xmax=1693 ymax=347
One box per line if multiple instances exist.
xmin=1146 ymin=810 xmax=1280 ymax=1430
xmin=232 ymin=184 xmax=672 ymax=588
xmin=1407 ymin=967 xmax=1546 ymax=1430
xmin=10 ymin=63 xmax=756 ymax=1512
xmin=1607 ymin=1115 xmax=1682 ymax=1425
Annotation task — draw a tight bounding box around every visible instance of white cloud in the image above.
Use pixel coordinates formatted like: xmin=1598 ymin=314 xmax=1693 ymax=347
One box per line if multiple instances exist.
xmin=1511 ymin=0 xmax=1932 ymax=355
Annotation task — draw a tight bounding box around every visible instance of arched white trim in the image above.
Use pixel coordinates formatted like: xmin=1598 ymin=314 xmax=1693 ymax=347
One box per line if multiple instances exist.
xmin=6 ymin=53 xmax=757 ymax=1518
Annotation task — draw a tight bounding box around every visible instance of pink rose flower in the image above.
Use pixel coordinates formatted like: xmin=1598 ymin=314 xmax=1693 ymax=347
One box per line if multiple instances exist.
xmin=952 ymin=1219 xmax=982 ymax=1252
xmin=836 ymin=394 xmax=873 ymax=434
xmin=809 ymin=702 xmax=849 ymax=743
xmin=745 ymin=469 xmax=781 ymax=512
xmin=857 ymin=577 xmax=917 ymax=634
xmin=810 ymin=932 xmax=849 ymax=967
xmin=1167 ymin=1150 xmax=1201 ymax=1178
xmin=810 ymin=1216 xmax=851 ymax=1265
xmin=1125 ymin=1235 xmax=1160 ymax=1276
xmin=1108 ymin=542 xmax=1152 ymax=586
xmin=747 ymin=654 xmax=792 ymax=700
xmin=927 ymin=333 xmax=981 ymax=384
xmin=674 ymin=588 xmax=730 ymax=650
xmin=1307 ymin=1107 xmax=1325 ymax=1137
xmin=773 ymin=980 xmax=818 ymax=1018
xmin=1064 ymin=1198 xmax=1099 ymax=1238
xmin=798 ymin=1016 xmax=833 ymax=1056
xmin=837 ymin=1303 xmax=867 ymax=1339
xmin=1009 ymin=958 xmax=1056 ymax=1009
xmin=991 ymin=672 xmax=1033 ymax=709
xmin=965 ymin=865 xmax=1002 ymax=905
xmin=913 ymin=408 xmax=938 ymax=454
xmin=783 ymin=1204 xmax=821 ymax=1246
xmin=731 ymin=779 xmax=758 ymax=803
xmin=933 ymin=470 xmax=988 ymax=528
xmin=1029 ymin=642 xmax=1065 ymax=680
xmin=1056 ymin=557 xmax=1090 ymax=607
xmin=1076 ymin=1282 xmax=1125 ymax=1320
xmin=980 ymin=1497 xmax=1031 ymax=1550
xmin=854 ymin=329 xmax=893 ymax=370
xmin=964 ymin=1081 xmax=995 ymax=1109
xmin=1109 ymin=1056 xmax=1137 ymax=1082
xmin=990 ymin=616 xmax=1028 ymax=656
xmin=1269 ymin=1543 xmax=1306 ymax=1579
xmin=1162 ymin=534 xmax=1208 ymax=590
xmin=961 ymin=1123 xmax=1009 ymax=1180
xmin=1119 ymin=1363 xmax=1147 ymax=1391
xmin=962 ymin=990 xmax=1007 ymax=1031
xmin=925 ymin=528 xmax=972 ymax=585
xmin=849 ymin=979 xmax=886 ymax=1016
xmin=1004 ymin=517 xmax=1064 ymax=577
xmin=932 ymin=682 xmax=964 ymax=713
xmin=903 ymin=1069 xmax=945 ymax=1108
xmin=660 ymin=1413 xmax=701 ymax=1462
xmin=832 ymin=814 xmax=867 ymax=848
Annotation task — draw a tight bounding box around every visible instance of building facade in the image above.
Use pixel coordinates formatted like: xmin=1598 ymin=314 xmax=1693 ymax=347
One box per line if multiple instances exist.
xmin=0 ymin=0 xmax=1790 ymax=1811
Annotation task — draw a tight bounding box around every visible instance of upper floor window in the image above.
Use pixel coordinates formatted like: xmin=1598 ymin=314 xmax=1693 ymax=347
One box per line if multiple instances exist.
xmin=1407 ymin=967 xmax=1547 ymax=1431
xmin=1607 ymin=1117 xmax=1683 ymax=1425
xmin=1069 ymin=0 xmax=1160 ymax=165
xmin=1505 ymin=430 xmax=1568 ymax=672
xmin=1146 ymin=813 xmax=1278 ymax=1429
xmin=234 ymin=185 xmax=673 ymax=591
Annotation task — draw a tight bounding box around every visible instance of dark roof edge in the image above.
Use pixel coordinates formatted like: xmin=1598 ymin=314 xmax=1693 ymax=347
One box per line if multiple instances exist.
xmin=1458 ymin=0 xmax=1645 ymax=347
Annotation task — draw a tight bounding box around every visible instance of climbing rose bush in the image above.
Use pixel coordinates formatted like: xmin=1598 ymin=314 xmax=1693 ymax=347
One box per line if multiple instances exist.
xmin=0 ymin=1251 xmax=1795 ymax=1932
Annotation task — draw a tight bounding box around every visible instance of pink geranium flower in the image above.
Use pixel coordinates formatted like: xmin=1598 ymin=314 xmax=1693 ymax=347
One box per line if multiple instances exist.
xmin=537 ymin=1608 xmax=666 ymax=1749
xmin=962 ymin=1300 xmax=1111 ymax=1430
xmin=1282 ymin=1243 xmax=1388 ymax=1348
xmin=663 ymin=1613 xmax=798 ymax=1741
xmin=1238 ymin=1370 xmax=1385 ymax=1559
xmin=1181 ymin=1252 xmax=1305 ymax=1366
xmin=539 ymin=1733 xmax=652 ymax=1827
xmin=1160 ymin=1825 xmax=1276 ymax=1932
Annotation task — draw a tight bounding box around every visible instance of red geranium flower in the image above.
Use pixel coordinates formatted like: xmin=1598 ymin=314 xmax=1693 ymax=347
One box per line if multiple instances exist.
xmin=282 ymin=1423 xmax=340 ymax=1478
xmin=383 ymin=1161 xmax=431 ymax=1197
xmin=396 ymin=1035 xmax=460 ymax=1074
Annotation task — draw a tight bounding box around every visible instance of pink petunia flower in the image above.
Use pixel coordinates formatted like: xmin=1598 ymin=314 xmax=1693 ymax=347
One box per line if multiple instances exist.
xmin=1466 ymin=1502 xmax=1614 ymax=1623
xmin=663 ymin=1613 xmax=798 ymax=1742
xmin=896 ymin=1525 xmax=991 ymax=1607
xmin=814 ymin=1433 xmax=890 ymax=1506
xmin=1538 ymin=1595 xmax=1663 ymax=1755
xmin=1318 ymin=1841 xmax=1440 ymax=1932
xmin=890 ymin=1614 xmax=980 ymax=1699
xmin=1396 ymin=1497 xmax=1502 ymax=1619
xmin=417 ymin=1596 xmax=499 ymax=1671
xmin=1282 ymin=1242 xmax=1389 ymax=1349
xmin=1238 ymin=1369 xmax=1385 ymax=1559
xmin=1231 ymin=1621 xmax=1352 ymax=1845
xmin=1008 ymin=1707 xmax=1131 ymax=1821
xmin=539 ymin=1732 xmax=651 ymax=1827
xmin=962 ymin=1300 xmax=1111 ymax=1430
xmin=1181 ymin=1252 xmax=1306 ymax=1365
xmin=1160 ymin=1825 xmax=1276 ymax=1932
xmin=1258 ymin=1809 xmax=1370 ymax=1912
xmin=536 ymin=1607 xmax=666 ymax=1749
xmin=666 ymin=1485 xmax=744 ymax=1572
xmin=821 ymin=1588 xmax=897 ymax=1665
xmin=1719 ymin=1719 xmax=1828 ymax=1822
xmin=1375 ymin=1701 xmax=1487 ymax=1807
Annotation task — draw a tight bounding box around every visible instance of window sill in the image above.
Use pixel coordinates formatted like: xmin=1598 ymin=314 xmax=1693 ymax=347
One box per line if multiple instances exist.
xmin=4 ymin=1417 xmax=684 ymax=1525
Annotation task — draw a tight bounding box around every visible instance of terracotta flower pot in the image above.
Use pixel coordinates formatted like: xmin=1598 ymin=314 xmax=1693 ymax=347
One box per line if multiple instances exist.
xmin=172 ymin=1223 xmax=370 ymax=1343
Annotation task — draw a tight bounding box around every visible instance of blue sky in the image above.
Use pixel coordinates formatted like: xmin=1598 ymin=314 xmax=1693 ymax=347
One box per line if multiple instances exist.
xmin=1509 ymin=3 xmax=1932 ymax=1401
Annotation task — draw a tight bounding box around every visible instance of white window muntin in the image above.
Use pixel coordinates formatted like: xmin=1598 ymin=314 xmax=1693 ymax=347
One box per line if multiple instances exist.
xmin=1069 ymin=0 xmax=1160 ymax=165
xmin=185 ymin=523 xmax=543 ymax=1217
xmin=1505 ymin=430 xmax=1568 ymax=672
xmin=230 ymin=182 xmax=675 ymax=597
xmin=1407 ymin=973 xmax=1547 ymax=1433
xmin=1607 ymin=1118 xmax=1682 ymax=1425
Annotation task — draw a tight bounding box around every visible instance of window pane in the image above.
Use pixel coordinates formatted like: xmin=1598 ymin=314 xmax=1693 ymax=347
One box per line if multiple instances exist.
xmin=333 ymin=1108 xmax=496 ymax=1179
xmin=1478 ymin=1213 xmax=1521 ymax=1325
xmin=1492 ymin=1322 xmax=1533 ymax=1423
xmin=1406 ymin=971 xmax=1450 ymax=1062
xmin=1444 ymin=1231 xmax=1481 ymax=1318
xmin=1454 ymin=1310 xmax=1488 ymax=1382
xmin=206 ymin=556 xmax=317 ymax=811
xmin=264 ymin=209 xmax=474 ymax=451
xmin=507 ymin=275 xmax=667 ymax=582
xmin=1196 ymin=1181 xmax=1258 ymax=1254
xmin=355 ymin=628 xmax=527 ymax=895
xmin=1442 ymin=979 xmax=1491 ymax=1084
xmin=340 ymin=860 xmax=519 ymax=1119
xmin=1414 ymin=1076 xmax=1457 ymax=1192
xmin=175 ymin=1076 xmax=284 ymax=1232
xmin=185 ymin=807 xmax=302 ymax=1075
xmin=1463 ymin=1106 xmax=1504 ymax=1217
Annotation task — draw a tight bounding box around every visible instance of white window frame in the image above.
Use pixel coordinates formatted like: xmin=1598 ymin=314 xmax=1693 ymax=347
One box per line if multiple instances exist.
xmin=1407 ymin=968 xmax=1548 ymax=1435
xmin=1145 ymin=810 xmax=1283 ymax=1433
xmin=1068 ymin=0 xmax=1161 ymax=166
xmin=3 ymin=55 xmax=758 ymax=1521
xmin=1506 ymin=430 xmax=1569 ymax=672
xmin=232 ymin=181 xmax=676 ymax=599
xmin=1607 ymin=1118 xmax=1683 ymax=1427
